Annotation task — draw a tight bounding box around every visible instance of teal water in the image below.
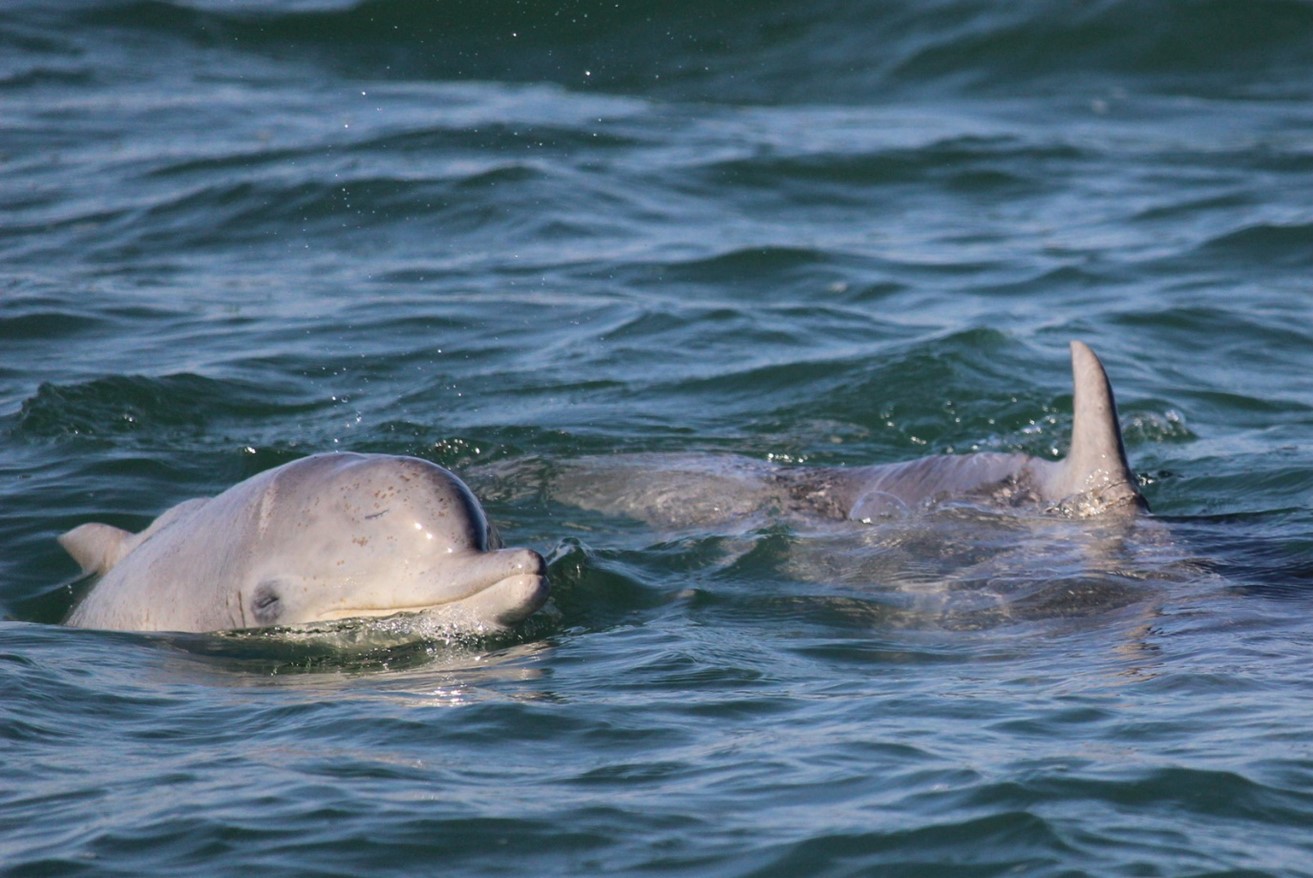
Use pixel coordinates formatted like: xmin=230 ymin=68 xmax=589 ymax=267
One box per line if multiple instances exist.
xmin=5 ymin=1 xmax=1313 ymax=875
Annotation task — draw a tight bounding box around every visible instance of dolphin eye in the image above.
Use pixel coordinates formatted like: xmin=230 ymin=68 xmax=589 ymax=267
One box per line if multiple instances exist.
xmin=250 ymin=581 xmax=283 ymax=625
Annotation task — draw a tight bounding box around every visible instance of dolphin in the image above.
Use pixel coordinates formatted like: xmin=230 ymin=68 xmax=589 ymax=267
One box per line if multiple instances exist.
xmin=59 ymin=453 xmax=550 ymax=634
xmin=547 ymin=341 xmax=1145 ymax=528
xmin=507 ymin=340 xmax=1169 ymax=630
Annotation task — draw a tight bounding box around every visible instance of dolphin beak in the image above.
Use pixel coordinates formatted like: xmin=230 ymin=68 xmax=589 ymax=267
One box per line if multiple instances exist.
xmin=405 ymin=546 xmax=550 ymax=625
xmin=437 ymin=546 xmax=548 ymax=602
xmin=313 ymin=547 xmax=550 ymax=627
xmin=443 ymin=568 xmax=551 ymax=625
xmin=405 ymin=546 xmax=549 ymax=627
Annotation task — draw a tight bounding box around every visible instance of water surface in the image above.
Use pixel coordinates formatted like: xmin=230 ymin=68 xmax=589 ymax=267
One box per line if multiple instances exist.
xmin=4 ymin=1 xmax=1313 ymax=875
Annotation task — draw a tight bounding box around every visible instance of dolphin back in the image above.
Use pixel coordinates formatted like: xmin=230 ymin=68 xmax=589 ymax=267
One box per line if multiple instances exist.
xmin=59 ymin=496 xmax=212 ymax=577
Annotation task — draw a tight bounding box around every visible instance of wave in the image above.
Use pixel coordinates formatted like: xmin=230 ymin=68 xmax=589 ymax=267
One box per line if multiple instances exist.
xmin=1196 ymin=220 xmax=1313 ymax=269
xmin=13 ymin=374 xmax=311 ymax=440
xmin=40 ymin=0 xmax=1313 ymax=101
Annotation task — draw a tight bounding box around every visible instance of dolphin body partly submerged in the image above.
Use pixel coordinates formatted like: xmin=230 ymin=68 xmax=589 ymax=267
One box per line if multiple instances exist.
xmin=535 ymin=341 xmax=1164 ymax=629
xmin=783 ymin=340 xmax=1146 ymax=521
xmin=550 ymin=342 xmax=1146 ymax=529
xmin=60 ymin=454 xmax=549 ymax=634
xmin=58 ymin=343 xmax=1141 ymax=633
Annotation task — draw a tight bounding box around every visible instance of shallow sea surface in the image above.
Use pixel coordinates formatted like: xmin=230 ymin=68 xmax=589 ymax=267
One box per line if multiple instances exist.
xmin=5 ymin=1 xmax=1313 ymax=875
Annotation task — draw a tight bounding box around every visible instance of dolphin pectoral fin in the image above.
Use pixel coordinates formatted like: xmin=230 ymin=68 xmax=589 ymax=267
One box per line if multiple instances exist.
xmin=58 ymin=523 xmax=133 ymax=576
xmin=1036 ymin=341 xmax=1145 ymax=513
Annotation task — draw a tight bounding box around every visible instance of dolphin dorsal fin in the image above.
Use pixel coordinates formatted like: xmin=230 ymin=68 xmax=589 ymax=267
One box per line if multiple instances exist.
xmin=1044 ymin=341 xmax=1144 ymax=511
xmin=58 ymin=523 xmax=133 ymax=576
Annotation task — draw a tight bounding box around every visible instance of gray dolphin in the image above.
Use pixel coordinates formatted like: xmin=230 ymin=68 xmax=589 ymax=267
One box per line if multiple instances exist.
xmin=550 ymin=342 xmax=1145 ymax=528
xmin=504 ymin=340 xmax=1166 ymax=631
xmin=60 ymin=453 xmax=549 ymax=633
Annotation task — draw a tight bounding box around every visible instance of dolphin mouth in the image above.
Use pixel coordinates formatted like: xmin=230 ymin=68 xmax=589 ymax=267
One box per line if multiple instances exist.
xmin=437 ymin=572 xmax=551 ymax=626
xmin=315 ymin=549 xmax=551 ymax=627
xmin=319 ymin=574 xmax=550 ymax=626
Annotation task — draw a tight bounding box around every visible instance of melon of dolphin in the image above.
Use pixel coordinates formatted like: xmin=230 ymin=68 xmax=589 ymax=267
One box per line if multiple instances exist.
xmin=551 ymin=341 xmax=1145 ymax=527
xmin=59 ymin=453 xmax=549 ymax=633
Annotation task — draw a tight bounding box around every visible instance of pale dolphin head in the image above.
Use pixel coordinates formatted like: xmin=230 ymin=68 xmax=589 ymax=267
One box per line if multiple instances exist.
xmin=234 ymin=454 xmax=549 ymax=630
xmin=60 ymin=453 xmax=550 ymax=633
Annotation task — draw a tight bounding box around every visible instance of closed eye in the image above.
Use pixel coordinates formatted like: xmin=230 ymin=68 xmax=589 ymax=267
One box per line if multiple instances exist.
xmin=250 ymin=581 xmax=283 ymax=625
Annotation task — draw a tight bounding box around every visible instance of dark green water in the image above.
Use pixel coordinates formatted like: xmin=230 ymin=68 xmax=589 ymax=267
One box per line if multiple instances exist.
xmin=5 ymin=1 xmax=1313 ymax=875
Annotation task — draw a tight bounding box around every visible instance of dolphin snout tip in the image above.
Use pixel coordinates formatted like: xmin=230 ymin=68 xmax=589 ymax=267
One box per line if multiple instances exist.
xmin=525 ymin=548 xmax=548 ymax=576
xmin=504 ymin=546 xmax=548 ymax=577
xmin=490 ymin=571 xmax=551 ymax=625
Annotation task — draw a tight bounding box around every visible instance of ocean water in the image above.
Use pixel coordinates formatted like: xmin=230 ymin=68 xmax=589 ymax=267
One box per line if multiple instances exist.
xmin=5 ymin=0 xmax=1313 ymax=875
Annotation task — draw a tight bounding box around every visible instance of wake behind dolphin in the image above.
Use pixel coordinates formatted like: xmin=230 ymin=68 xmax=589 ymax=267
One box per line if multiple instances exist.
xmin=60 ymin=453 xmax=549 ymax=634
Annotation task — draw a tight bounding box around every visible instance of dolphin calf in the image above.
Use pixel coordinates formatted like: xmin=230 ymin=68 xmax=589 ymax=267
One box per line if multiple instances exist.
xmin=59 ymin=453 xmax=549 ymax=633
xmin=547 ymin=342 xmax=1145 ymax=529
